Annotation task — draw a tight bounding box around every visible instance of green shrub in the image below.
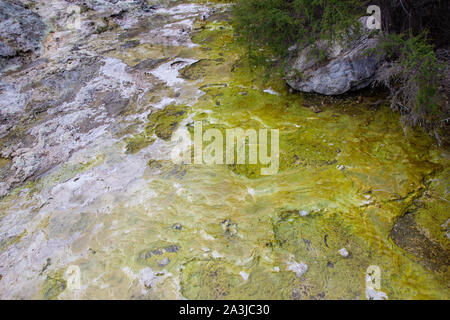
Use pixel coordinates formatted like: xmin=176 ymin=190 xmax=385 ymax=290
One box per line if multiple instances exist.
xmin=232 ymin=0 xmax=367 ymax=65
xmin=375 ymin=32 xmax=447 ymax=141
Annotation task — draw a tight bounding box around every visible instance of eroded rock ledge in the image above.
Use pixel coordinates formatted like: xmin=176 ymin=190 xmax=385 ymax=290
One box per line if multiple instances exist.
xmin=285 ymin=17 xmax=382 ymax=95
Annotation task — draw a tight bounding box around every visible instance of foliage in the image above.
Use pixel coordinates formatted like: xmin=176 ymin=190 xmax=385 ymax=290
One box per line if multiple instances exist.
xmin=231 ymin=0 xmax=449 ymax=144
xmin=375 ymin=32 xmax=448 ymax=142
xmin=232 ymin=0 xmax=366 ymax=65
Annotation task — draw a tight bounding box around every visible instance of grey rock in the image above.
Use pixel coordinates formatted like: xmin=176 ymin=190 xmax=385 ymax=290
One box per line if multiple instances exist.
xmin=0 ymin=41 xmax=15 ymax=58
xmin=71 ymin=0 xmax=147 ymax=15
xmin=285 ymin=17 xmax=382 ymax=95
xmin=0 ymin=1 xmax=47 ymax=66
xmin=158 ymin=258 xmax=170 ymax=267
xmin=172 ymin=223 xmax=182 ymax=230
xmin=0 ymin=0 xmax=211 ymax=201
xmin=164 ymin=245 xmax=179 ymax=253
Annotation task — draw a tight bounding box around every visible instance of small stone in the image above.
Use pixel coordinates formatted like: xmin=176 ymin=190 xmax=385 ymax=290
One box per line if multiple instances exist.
xmin=311 ymin=105 xmax=323 ymax=113
xmin=287 ymin=260 xmax=308 ymax=278
xmin=221 ymin=219 xmax=238 ymax=237
xmin=211 ymin=251 xmax=223 ymax=259
xmin=441 ymin=219 xmax=450 ymax=230
xmin=299 ymin=210 xmax=309 ymax=216
xmin=164 ymin=245 xmax=179 ymax=253
xmin=158 ymin=258 xmax=170 ymax=267
xmin=239 ymin=271 xmax=249 ymax=281
xmin=303 ymin=239 xmax=311 ymax=252
xmin=339 ymin=248 xmax=349 ymax=258
xmin=172 ymin=223 xmax=182 ymax=230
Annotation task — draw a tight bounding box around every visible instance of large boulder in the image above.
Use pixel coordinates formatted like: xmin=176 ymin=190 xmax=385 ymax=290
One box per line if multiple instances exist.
xmin=285 ymin=17 xmax=382 ymax=95
xmin=0 ymin=1 xmax=47 ymax=69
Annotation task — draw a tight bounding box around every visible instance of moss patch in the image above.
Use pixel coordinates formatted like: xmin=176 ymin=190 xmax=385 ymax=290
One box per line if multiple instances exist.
xmin=42 ymin=271 xmax=67 ymax=300
xmin=146 ymin=105 xmax=189 ymax=141
xmin=180 ymin=260 xmax=241 ymax=299
xmin=125 ymin=133 xmax=155 ymax=154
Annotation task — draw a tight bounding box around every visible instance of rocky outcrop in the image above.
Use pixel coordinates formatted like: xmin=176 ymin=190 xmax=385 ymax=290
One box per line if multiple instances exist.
xmin=0 ymin=1 xmax=47 ymax=69
xmin=0 ymin=0 xmax=213 ymax=198
xmin=391 ymin=213 xmax=450 ymax=272
xmin=285 ymin=17 xmax=381 ymax=95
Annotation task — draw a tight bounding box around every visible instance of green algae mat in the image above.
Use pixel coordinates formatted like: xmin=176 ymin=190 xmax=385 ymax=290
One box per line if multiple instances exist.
xmin=0 ymin=2 xmax=448 ymax=300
